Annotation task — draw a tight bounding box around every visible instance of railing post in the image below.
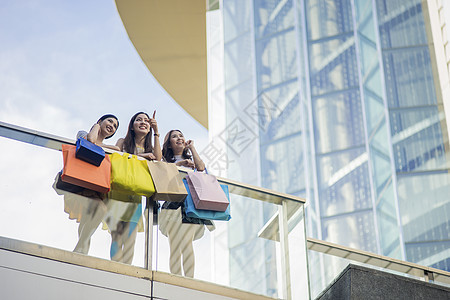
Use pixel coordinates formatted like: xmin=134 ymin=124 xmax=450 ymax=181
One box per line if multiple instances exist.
xmin=279 ymin=200 xmax=292 ymax=299
xmin=424 ymin=270 xmax=435 ymax=282
xmin=145 ymin=196 xmax=154 ymax=270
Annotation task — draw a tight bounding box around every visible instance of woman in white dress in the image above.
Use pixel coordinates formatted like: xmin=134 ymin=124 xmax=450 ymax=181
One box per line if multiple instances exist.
xmin=64 ymin=114 xmax=120 ymax=254
xmin=104 ymin=111 xmax=161 ymax=264
xmin=159 ymin=129 xmax=213 ymax=278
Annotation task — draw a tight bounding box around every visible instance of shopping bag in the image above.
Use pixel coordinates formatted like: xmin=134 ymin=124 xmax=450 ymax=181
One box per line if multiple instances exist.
xmin=147 ymin=161 xmax=188 ymax=202
xmin=61 ymin=144 xmax=111 ymax=193
xmin=183 ymin=179 xmax=231 ymax=221
xmin=54 ymin=171 xmax=85 ymax=194
xmin=109 ymin=152 xmax=155 ymax=197
xmin=185 ymin=169 xmax=229 ymax=212
xmin=75 ymin=138 xmax=105 ymax=166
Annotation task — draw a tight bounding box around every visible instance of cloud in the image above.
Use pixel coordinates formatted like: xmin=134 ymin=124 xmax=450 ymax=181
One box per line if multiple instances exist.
xmin=0 ymin=99 xmax=83 ymax=138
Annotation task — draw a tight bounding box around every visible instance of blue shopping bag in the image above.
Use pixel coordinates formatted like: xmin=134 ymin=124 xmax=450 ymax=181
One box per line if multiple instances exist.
xmin=75 ymin=138 xmax=105 ymax=167
xmin=183 ymin=178 xmax=231 ymax=221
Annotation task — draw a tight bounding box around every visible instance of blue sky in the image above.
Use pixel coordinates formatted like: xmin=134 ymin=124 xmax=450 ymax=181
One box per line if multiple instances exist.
xmin=0 ymin=0 xmax=208 ymax=146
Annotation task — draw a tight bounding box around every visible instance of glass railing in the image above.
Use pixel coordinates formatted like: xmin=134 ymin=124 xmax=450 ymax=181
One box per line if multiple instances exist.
xmin=0 ymin=121 xmax=309 ymax=300
xmin=3 ymin=120 xmax=448 ymax=299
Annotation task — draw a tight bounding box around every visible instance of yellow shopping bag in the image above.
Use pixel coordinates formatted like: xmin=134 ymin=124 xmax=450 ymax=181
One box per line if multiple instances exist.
xmin=109 ymin=152 xmax=155 ymax=197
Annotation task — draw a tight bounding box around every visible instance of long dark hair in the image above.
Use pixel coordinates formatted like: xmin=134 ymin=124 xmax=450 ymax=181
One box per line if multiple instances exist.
xmin=162 ymin=129 xmax=191 ymax=163
xmin=122 ymin=112 xmax=153 ymax=154
xmin=94 ymin=114 xmax=119 ymax=139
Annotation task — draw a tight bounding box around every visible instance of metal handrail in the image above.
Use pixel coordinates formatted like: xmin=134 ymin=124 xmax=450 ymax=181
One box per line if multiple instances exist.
xmin=307 ymin=237 xmax=450 ymax=285
xmin=0 ymin=120 xmax=306 ymax=206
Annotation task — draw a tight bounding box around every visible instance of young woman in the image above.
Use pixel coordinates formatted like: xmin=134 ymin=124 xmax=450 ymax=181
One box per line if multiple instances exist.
xmin=162 ymin=129 xmax=204 ymax=171
xmin=159 ymin=129 xmax=212 ymax=277
xmin=116 ymin=111 xmax=162 ymax=161
xmin=68 ymin=114 xmax=120 ymax=254
xmin=104 ymin=111 xmax=161 ymax=264
xmin=78 ymin=114 xmax=120 ymax=151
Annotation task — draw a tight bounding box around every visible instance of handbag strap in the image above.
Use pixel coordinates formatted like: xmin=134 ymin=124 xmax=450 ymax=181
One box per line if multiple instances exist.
xmin=121 ymin=152 xmax=139 ymax=160
xmin=194 ymin=168 xmax=208 ymax=174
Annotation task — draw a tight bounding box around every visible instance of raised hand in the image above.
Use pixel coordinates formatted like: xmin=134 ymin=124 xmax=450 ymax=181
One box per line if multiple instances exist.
xmin=150 ymin=110 xmax=158 ymax=133
xmin=185 ymin=140 xmax=194 ymax=149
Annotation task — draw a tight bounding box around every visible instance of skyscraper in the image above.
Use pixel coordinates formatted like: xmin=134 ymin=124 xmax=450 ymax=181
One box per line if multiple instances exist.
xmin=206 ymin=0 xmax=450 ymax=295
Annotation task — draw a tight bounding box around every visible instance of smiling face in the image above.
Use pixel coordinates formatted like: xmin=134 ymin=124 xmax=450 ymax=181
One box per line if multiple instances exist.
xmin=99 ymin=117 xmax=118 ymax=138
xmin=169 ymin=130 xmax=185 ymax=154
xmin=132 ymin=113 xmax=150 ymax=136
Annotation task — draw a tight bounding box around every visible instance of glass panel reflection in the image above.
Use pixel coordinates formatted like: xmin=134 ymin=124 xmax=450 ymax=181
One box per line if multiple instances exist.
xmin=223 ymin=0 xmax=252 ymax=42
xmin=256 ymin=29 xmax=297 ymax=89
xmin=383 ymin=47 xmax=436 ymax=108
xmin=364 ymin=66 xmax=383 ymax=98
xmin=370 ymin=121 xmax=391 ymax=156
xmin=254 ymin=0 xmax=295 ymax=39
xmin=307 ymin=250 xmax=348 ymax=299
xmin=321 ymin=210 xmax=377 ymax=252
xmin=376 ymin=182 xmax=402 ymax=258
xmin=155 ymin=193 xmax=308 ymax=299
xmin=313 ymin=90 xmax=365 ymax=154
xmin=390 ymin=107 xmax=449 ymax=172
xmin=371 ymin=148 xmax=390 ymax=187
xmin=364 ymin=91 xmax=384 ymax=135
xmin=258 ymin=81 xmax=301 ymax=144
xmin=359 ymin=38 xmax=377 ymax=76
xmin=356 ymin=0 xmax=376 ymax=42
xmin=309 ymin=34 xmax=358 ymax=95
xmin=261 ymin=134 xmax=305 ymax=195
xmin=405 ymin=241 xmax=450 ymax=271
xmin=318 ymin=148 xmax=372 ymax=217
xmin=224 ymin=32 xmax=254 ymax=89
xmin=0 ymin=137 xmax=146 ymax=267
xmin=305 ymin=0 xmax=353 ymax=41
xmin=397 ymin=173 xmax=450 ymax=244
xmin=376 ymin=0 xmax=426 ymax=48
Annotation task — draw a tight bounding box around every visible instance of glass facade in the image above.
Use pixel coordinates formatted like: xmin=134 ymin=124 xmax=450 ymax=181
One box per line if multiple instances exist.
xmin=215 ymin=0 xmax=450 ymax=296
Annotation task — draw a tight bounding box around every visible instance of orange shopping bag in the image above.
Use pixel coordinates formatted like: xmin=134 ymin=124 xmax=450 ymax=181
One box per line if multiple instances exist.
xmin=61 ymin=144 xmax=111 ymax=193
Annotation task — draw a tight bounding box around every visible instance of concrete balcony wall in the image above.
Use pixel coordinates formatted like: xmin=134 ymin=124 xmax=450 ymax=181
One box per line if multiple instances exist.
xmin=0 ymin=244 xmax=268 ymax=300
xmin=317 ymin=264 xmax=450 ymax=300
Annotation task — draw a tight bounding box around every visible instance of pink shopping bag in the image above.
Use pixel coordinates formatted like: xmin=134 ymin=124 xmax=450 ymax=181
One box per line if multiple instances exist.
xmin=185 ymin=170 xmax=229 ymax=212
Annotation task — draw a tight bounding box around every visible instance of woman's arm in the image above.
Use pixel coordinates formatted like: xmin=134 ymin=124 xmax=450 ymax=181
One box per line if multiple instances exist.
xmin=115 ymin=138 xmax=125 ymax=151
xmin=138 ymin=152 xmax=156 ymax=160
xmin=175 ymin=159 xmax=195 ymax=169
xmin=150 ymin=111 xmax=162 ymax=161
xmin=153 ymin=134 xmax=162 ymax=161
xmin=86 ymin=124 xmax=119 ymax=150
xmin=102 ymin=144 xmax=120 ymax=151
xmin=186 ymin=140 xmax=205 ymax=171
xmin=86 ymin=124 xmax=101 ymax=144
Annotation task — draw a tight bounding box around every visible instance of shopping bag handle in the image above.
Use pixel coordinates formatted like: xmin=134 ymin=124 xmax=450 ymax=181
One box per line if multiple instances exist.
xmin=193 ymin=168 xmax=208 ymax=174
xmin=121 ymin=152 xmax=143 ymax=160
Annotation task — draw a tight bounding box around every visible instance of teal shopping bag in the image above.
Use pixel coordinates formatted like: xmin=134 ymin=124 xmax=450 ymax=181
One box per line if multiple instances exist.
xmin=183 ymin=179 xmax=231 ymax=221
